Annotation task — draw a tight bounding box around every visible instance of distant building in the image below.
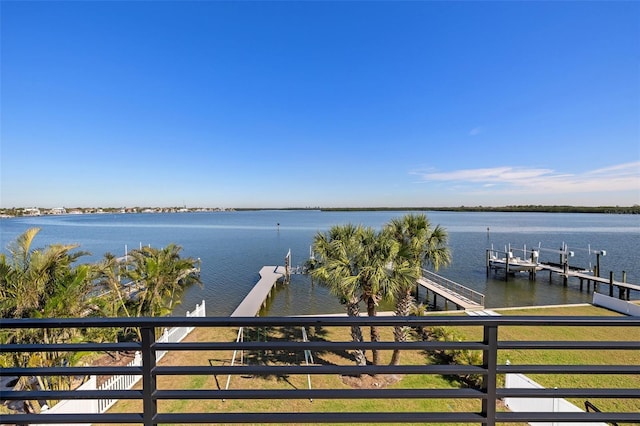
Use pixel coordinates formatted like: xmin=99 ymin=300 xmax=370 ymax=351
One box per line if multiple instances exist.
xmin=49 ymin=207 xmax=67 ymax=215
xmin=23 ymin=208 xmax=41 ymax=216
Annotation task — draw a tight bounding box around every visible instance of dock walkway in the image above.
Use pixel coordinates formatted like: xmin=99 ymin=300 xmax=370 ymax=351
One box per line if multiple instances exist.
xmin=486 ymin=245 xmax=638 ymax=300
xmin=231 ymin=266 xmax=286 ymax=317
xmin=539 ymin=263 xmax=640 ymax=296
xmin=418 ymin=269 xmax=484 ymax=311
xmin=540 ymin=263 xmax=640 ymax=288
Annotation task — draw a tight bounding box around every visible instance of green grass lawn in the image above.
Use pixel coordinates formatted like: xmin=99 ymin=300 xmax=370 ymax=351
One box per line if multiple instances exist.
xmin=100 ymin=304 xmax=639 ymax=426
xmin=493 ymin=305 xmax=640 ymax=415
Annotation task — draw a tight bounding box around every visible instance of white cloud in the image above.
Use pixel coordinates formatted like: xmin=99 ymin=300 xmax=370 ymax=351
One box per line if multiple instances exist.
xmin=586 ymin=161 xmax=640 ymax=176
xmin=468 ymin=127 xmax=483 ymax=136
xmin=411 ymin=162 xmax=640 ymax=198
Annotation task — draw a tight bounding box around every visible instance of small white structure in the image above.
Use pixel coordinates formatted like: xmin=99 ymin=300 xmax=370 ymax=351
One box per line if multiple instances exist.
xmin=504 ymin=372 xmax=607 ymax=426
xmin=592 ymin=292 xmax=640 ymax=316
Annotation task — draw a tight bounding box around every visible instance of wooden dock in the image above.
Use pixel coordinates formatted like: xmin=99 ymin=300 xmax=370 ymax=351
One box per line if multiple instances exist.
xmin=417 ymin=269 xmax=484 ymax=311
xmin=487 ymin=245 xmax=639 ymax=301
xmin=231 ymin=266 xmax=286 ymax=317
xmin=538 ymin=263 xmax=640 ymax=299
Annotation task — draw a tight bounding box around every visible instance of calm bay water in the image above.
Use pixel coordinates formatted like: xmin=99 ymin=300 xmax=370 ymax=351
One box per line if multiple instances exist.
xmin=1 ymin=210 xmax=638 ymax=316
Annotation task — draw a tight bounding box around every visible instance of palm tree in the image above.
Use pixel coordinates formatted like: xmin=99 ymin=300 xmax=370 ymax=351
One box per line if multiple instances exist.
xmin=310 ymin=224 xmax=413 ymax=366
xmin=357 ymin=227 xmax=414 ymax=366
xmin=125 ymin=244 xmax=201 ymax=318
xmin=385 ymin=214 xmax=451 ymax=365
xmin=0 ymin=227 xmax=93 ymax=319
xmin=310 ymin=224 xmax=367 ymax=366
xmin=95 ymin=253 xmax=134 ymax=318
xmin=0 ymin=228 xmax=97 ymax=408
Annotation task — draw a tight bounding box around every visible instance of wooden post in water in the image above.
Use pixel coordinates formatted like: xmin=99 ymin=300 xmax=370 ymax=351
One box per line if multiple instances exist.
xmin=609 ymin=271 xmax=614 ymax=297
xmin=505 ymin=250 xmax=510 ymax=282
xmin=529 ymin=250 xmax=537 ymax=280
xmin=284 ymin=249 xmax=291 ymax=284
xmin=561 ymin=244 xmax=569 ymax=286
xmin=622 ymin=271 xmax=629 ymax=300
xmin=486 ymin=250 xmax=490 ymax=277
xmin=619 ymin=284 xmax=625 ymax=299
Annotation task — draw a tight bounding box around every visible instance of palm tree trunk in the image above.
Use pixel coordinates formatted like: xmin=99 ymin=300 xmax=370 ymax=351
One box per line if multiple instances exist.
xmin=347 ymin=302 xmax=367 ymax=366
xmin=366 ymin=296 xmax=381 ymax=366
xmin=390 ymin=289 xmax=413 ymax=366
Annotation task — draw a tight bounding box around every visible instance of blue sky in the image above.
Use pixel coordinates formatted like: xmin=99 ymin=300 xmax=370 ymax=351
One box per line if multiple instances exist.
xmin=1 ymin=1 xmax=639 ymax=208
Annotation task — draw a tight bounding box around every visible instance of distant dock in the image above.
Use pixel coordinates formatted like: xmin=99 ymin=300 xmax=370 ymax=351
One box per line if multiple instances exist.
xmin=234 ymin=264 xmax=484 ymax=317
xmin=538 ymin=263 xmax=640 ymax=299
xmin=231 ymin=250 xmax=293 ymax=317
xmin=231 ymin=266 xmax=287 ymax=317
xmin=487 ymin=244 xmax=639 ymax=300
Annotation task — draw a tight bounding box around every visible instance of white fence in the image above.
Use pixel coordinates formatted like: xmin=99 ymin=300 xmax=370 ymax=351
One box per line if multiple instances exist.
xmin=155 ymin=300 xmax=205 ymax=360
xmin=97 ymin=351 xmax=142 ymax=413
xmin=39 ymin=300 xmax=206 ymax=424
xmin=504 ymin=372 xmax=607 ymax=426
xmin=592 ymin=292 xmax=640 ymax=316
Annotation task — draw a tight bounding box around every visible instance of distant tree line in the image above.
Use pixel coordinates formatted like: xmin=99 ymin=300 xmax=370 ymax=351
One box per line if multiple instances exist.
xmin=319 ymin=205 xmax=640 ymax=214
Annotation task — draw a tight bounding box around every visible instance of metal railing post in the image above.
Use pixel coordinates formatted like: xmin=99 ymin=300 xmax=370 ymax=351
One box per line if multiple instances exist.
xmin=141 ymin=325 xmax=157 ymax=426
xmin=482 ymin=324 xmax=498 ymax=426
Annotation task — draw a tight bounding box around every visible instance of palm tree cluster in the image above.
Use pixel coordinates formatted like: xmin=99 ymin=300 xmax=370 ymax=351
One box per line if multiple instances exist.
xmin=0 ymin=228 xmax=201 ymax=404
xmin=309 ymin=213 xmax=451 ymax=366
xmin=0 ymin=228 xmax=99 ymax=403
xmin=0 ymin=228 xmax=93 ymax=320
xmin=1 ymin=228 xmax=202 ymax=322
xmin=96 ymin=244 xmax=202 ymax=320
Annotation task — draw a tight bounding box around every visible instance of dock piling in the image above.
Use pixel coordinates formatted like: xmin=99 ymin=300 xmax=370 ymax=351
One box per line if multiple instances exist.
xmin=609 ymin=271 xmax=614 ymax=297
xmin=486 ymin=250 xmax=490 ymax=277
xmin=487 ymin=243 xmax=638 ymax=301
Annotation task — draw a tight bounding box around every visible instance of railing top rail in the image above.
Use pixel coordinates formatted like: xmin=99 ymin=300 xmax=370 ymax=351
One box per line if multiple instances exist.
xmin=2 ymin=315 xmax=639 ymax=329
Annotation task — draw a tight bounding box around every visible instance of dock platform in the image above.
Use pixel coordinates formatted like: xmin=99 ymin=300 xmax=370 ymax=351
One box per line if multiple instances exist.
xmin=538 ymin=263 xmax=640 ymax=298
xmin=417 ymin=269 xmax=484 ymax=311
xmin=231 ymin=266 xmax=286 ymax=317
xmin=486 ymin=245 xmax=639 ymax=300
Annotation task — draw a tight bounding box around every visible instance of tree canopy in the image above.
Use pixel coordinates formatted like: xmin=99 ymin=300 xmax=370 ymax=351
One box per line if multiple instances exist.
xmin=0 ymin=228 xmax=202 ymax=406
xmin=309 ymin=214 xmax=451 ymax=366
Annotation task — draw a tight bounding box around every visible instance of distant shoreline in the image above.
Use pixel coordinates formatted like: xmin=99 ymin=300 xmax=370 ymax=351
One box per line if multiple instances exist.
xmin=1 ymin=205 xmax=638 ymax=217
xmin=313 ymin=205 xmax=640 ymax=214
xmin=238 ymin=205 xmax=640 ymax=214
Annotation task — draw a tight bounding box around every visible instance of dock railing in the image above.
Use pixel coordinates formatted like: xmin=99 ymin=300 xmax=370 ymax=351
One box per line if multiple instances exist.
xmin=1 ymin=315 xmax=639 ymax=425
xmin=421 ymin=268 xmax=486 ymax=307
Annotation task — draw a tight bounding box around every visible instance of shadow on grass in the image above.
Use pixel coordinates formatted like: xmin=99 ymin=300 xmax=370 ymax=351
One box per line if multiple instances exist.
xmin=213 ymin=325 xmax=364 ymax=385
